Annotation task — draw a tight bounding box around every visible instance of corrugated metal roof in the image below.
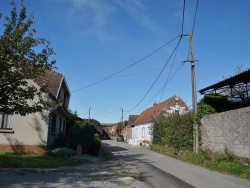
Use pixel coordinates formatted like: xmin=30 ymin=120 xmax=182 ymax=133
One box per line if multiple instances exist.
xmin=199 ymin=69 xmax=250 ymax=94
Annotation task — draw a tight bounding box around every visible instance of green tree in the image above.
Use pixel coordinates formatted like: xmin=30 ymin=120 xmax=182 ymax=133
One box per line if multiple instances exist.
xmin=0 ymin=1 xmax=56 ymax=115
xmin=152 ymin=113 xmax=194 ymax=151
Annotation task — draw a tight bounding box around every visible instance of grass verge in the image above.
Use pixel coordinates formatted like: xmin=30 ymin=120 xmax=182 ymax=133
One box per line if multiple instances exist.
xmin=150 ymin=145 xmax=250 ymax=180
xmin=0 ymin=152 xmax=85 ymax=168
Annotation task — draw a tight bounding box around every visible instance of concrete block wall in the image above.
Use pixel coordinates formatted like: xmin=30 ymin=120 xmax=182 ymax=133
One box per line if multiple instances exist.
xmin=201 ymin=106 xmax=250 ymax=159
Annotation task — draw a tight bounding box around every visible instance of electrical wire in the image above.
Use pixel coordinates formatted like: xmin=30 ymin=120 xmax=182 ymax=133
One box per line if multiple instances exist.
xmin=191 ymin=0 xmax=199 ymax=36
xmin=125 ymin=37 xmax=183 ymax=112
xmin=181 ymin=0 xmax=186 ymax=35
xmin=91 ymin=107 xmax=120 ymax=113
xmin=159 ymin=44 xmax=180 ymax=102
xmin=135 ymin=62 xmax=184 ymax=114
xmin=71 ymin=35 xmax=180 ymax=93
xmin=78 ymin=67 xmax=164 ymax=81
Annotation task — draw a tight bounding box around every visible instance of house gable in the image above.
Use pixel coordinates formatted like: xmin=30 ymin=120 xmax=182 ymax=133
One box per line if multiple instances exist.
xmin=132 ymin=95 xmax=189 ymax=126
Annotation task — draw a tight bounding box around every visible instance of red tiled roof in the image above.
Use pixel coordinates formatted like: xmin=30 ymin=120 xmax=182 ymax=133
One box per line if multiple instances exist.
xmin=128 ymin=115 xmax=139 ymax=126
xmin=34 ymin=70 xmax=63 ymax=100
xmin=132 ymin=95 xmax=189 ymax=125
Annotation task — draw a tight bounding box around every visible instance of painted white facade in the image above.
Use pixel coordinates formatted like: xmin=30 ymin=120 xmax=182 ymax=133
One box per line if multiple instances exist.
xmin=129 ymin=122 xmax=153 ymax=145
xmin=128 ymin=95 xmax=189 ymax=146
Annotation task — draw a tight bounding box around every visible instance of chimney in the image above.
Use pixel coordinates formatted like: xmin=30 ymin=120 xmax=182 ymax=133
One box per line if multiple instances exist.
xmin=153 ymin=101 xmax=157 ymax=107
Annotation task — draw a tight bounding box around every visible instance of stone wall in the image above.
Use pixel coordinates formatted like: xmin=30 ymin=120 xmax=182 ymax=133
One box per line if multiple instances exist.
xmin=201 ymin=106 xmax=250 ymax=159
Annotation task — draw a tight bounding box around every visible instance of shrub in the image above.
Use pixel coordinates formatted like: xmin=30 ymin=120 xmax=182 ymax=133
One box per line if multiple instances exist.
xmin=196 ymin=102 xmax=216 ymax=122
xmin=91 ymin=135 xmax=101 ymax=156
xmin=152 ymin=113 xmax=194 ymax=151
xmin=67 ymin=124 xmax=83 ymax=150
xmin=81 ymin=123 xmax=94 ymax=154
xmin=67 ymin=122 xmax=94 ymax=154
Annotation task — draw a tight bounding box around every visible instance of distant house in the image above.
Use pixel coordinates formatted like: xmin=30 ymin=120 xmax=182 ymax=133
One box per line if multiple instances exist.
xmin=0 ymin=70 xmax=71 ymax=153
xmin=104 ymin=124 xmax=118 ymax=136
xmin=122 ymin=115 xmax=138 ymax=141
xmin=128 ymin=95 xmax=189 ymax=145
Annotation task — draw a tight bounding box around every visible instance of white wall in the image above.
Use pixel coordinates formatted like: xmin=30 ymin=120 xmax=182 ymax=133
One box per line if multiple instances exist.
xmin=132 ymin=122 xmax=153 ymax=142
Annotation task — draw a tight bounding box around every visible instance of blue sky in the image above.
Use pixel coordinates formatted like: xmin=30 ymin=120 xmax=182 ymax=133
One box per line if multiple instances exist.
xmin=1 ymin=0 xmax=250 ymax=123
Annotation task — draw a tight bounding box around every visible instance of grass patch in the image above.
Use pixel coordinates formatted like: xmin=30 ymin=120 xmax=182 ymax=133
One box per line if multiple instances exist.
xmin=0 ymin=152 xmax=85 ymax=168
xmin=98 ymin=146 xmax=112 ymax=161
xmin=150 ymin=145 xmax=250 ymax=180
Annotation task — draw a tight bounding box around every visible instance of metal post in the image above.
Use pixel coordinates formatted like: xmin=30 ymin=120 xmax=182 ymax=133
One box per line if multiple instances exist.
xmin=89 ymin=107 xmax=91 ymax=122
xmin=120 ymin=108 xmax=123 ymax=135
xmin=189 ymin=34 xmax=198 ymax=153
xmin=122 ymin=109 xmax=124 ymax=133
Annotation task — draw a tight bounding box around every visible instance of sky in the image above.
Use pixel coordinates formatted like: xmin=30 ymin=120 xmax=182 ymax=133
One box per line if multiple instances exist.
xmin=1 ymin=0 xmax=250 ymax=123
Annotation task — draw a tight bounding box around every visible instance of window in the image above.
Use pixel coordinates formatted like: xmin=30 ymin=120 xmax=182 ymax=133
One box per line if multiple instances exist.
xmin=63 ymin=120 xmax=66 ymax=133
xmin=175 ymin=110 xmax=179 ymax=115
xmin=59 ymin=118 xmax=62 ymax=133
xmin=51 ymin=113 xmax=57 ymax=133
xmin=0 ymin=112 xmax=13 ymax=129
xmin=142 ymin=127 xmax=145 ymax=138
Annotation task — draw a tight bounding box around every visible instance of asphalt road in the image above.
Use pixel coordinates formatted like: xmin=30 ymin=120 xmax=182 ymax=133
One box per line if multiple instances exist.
xmin=102 ymin=139 xmax=250 ymax=188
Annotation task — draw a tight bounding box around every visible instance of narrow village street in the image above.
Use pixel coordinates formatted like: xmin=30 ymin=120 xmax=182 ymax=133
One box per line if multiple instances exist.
xmin=102 ymin=139 xmax=250 ymax=188
xmin=0 ymin=139 xmax=250 ymax=188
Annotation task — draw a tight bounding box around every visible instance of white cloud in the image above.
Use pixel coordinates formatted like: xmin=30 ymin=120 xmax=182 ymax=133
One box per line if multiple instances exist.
xmin=69 ymin=0 xmax=115 ymax=26
xmin=113 ymin=0 xmax=161 ymax=33
xmin=59 ymin=0 xmax=163 ymax=41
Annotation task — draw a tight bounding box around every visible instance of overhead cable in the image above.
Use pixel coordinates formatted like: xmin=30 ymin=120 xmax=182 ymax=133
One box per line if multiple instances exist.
xmin=159 ymin=44 xmax=180 ymax=102
xmin=71 ymin=35 xmax=180 ymax=93
xmin=125 ymin=37 xmax=183 ymax=112
xmin=136 ymin=62 xmax=184 ymax=114
xmin=181 ymin=0 xmax=186 ymax=35
xmin=191 ymin=0 xmax=199 ymax=36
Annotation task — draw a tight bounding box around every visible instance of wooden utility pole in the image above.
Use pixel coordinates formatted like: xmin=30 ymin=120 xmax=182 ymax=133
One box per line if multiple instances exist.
xmin=183 ymin=34 xmax=198 ymax=153
xmin=189 ymin=34 xmax=198 ymax=154
xmin=89 ymin=107 xmax=91 ymax=122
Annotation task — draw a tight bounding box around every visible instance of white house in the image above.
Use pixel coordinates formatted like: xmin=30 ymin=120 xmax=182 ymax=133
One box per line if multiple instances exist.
xmin=129 ymin=95 xmax=189 ymax=145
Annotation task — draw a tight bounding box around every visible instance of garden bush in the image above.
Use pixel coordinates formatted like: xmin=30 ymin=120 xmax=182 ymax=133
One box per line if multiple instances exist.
xmin=91 ymin=135 xmax=101 ymax=156
xmin=67 ymin=122 xmax=94 ymax=154
xmin=152 ymin=113 xmax=194 ymax=151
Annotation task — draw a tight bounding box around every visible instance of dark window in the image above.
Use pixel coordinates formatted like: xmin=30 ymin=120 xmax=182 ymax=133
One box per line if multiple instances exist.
xmin=59 ymin=118 xmax=62 ymax=133
xmin=0 ymin=112 xmax=13 ymax=129
xmin=63 ymin=120 xmax=66 ymax=133
xmin=51 ymin=113 xmax=57 ymax=133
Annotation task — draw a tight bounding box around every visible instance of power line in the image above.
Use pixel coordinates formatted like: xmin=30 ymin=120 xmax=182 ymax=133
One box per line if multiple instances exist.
xmin=71 ymin=35 xmax=180 ymax=93
xmin=125 ymin=0 xmax=186 ymax=112
xmin=77 ymin=67 xmax=164 ymax=81
xmin=91 ymin=107 xmax=120 ymax=114
xmin=135 ymin=62 xmax=184 ymax=114
xmin=191 ymin=0 xmax=199 ymax=36
xmin=125 ymin=37 xmax=183 ymax=112
xmin=159 ymin=44 xmax=180 ymax=102
xmin=181 ymin=0 xmax=186 ymax=35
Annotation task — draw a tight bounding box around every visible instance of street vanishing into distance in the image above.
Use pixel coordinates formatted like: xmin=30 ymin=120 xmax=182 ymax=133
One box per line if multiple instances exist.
xmin=102 ymin=139 xmax=250 ymax=188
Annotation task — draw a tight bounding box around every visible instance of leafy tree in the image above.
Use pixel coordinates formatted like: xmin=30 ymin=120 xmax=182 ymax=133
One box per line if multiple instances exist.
xmin=0 ymin=1 xmax=56 ymax=115
xmin=152 ymin=113 xmax=194 ymax=151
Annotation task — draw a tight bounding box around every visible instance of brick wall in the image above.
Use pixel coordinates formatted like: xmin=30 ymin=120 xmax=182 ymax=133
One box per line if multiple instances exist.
xmin=201 ymin=106 xmax=250 ymax=159
xmin=0 ymin=144 xmax=46 ymax=154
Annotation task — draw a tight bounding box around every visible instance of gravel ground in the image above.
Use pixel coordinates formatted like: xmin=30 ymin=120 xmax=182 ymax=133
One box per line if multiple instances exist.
xmin=0 ymin=155 xmax=151 ymax=188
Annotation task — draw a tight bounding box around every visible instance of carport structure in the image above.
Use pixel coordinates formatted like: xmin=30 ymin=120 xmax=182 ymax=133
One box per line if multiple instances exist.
xmin=199 ymin=69 xmax=250 ymax=101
